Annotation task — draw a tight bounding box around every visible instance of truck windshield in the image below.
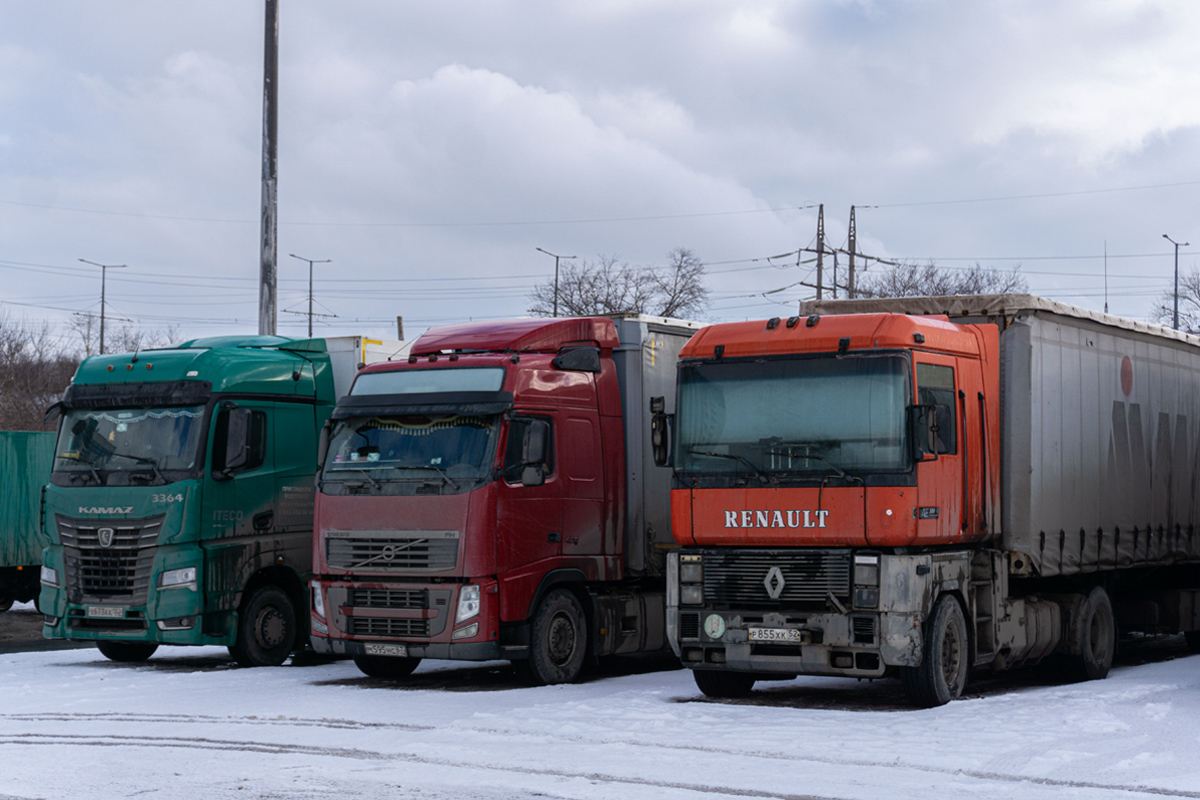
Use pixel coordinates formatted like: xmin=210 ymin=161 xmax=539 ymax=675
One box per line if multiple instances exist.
xmin=322 ymin=414 xmax=499 ymax=493
xmin=675 ymin=354 xmax=911 ymax=479
xmin=53 ymin=405 xmax=206 ymax=484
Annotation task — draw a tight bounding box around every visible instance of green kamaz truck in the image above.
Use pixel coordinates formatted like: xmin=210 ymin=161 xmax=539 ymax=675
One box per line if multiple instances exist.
xmin=38 ymin=334 xmax=404 ymax=665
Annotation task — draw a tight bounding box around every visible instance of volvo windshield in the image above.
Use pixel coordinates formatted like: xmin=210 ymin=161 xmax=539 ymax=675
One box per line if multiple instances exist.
xmin=321 ymin=414 xmax=499 ymax=495
xmin=675 ymin=354 xmax=911 ymax=480
xmin=53 ymin=405 xmax=206 ymax=486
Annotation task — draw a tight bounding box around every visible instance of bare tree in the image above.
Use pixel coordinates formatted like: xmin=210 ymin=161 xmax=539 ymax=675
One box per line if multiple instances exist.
xmin=856 ymin=261 xmax=1028 ymax=299
xmin=528 ymin=248 xmax=709 ymax=318
xmin=0 ymin=315 xmax=79 ymax=431
xmin=68 ymin=315 xmax=179 ymax=357
xmin=1150 ymin=268 xmax=1200 ymax=333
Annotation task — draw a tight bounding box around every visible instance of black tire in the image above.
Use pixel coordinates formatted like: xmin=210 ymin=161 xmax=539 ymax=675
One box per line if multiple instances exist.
xmin=32 ymin=593 xmax=41 ymax=614
xmin=901 ymin=594 xmax=969 ymax=707
xmin=1185 ymin=630 xmax=1200 ymax=654
xmin=526 ymin=589 xmax=587 ymax=685
xmin=693 ymin=669 xmax=757 ymax=698
xmin=228 ymin=585 xmax=296 ymax=667
xmin=352 ymin=653 xmax=422 ymax=679
xmin=0 ymin=596 xmax=13 ymax=613
xmin=1057 ymin=586 xmax=1115 ymax=683
xmin=97 ymin=641 xmax=159 ymax=662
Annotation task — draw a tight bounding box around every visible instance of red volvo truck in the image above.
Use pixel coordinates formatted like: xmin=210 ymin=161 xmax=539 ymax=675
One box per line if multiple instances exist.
xmin=663 ymin=295 xmax=1200 ymax=705
xmin=309 ymin=315 xmax=699 ymax=683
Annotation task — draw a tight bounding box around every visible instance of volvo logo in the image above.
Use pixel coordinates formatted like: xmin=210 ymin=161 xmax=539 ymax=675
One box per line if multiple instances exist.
xmin=97 ymin=528 xmax=115 ymax=549
xmin=380 ymin=545 xmax=398 ymax=562
xmin=763 ymin=566 xmax=786 ymax=599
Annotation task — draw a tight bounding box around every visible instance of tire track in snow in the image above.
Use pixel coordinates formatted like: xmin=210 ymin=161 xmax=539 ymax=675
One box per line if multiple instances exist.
xmin=2 ymin=712 xmax=1198 ymax=799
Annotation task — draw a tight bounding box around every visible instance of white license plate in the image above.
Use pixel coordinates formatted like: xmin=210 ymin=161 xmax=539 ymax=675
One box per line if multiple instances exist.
xmin=363 ymin=643 xmax=408 ymax=657
xmin=86 ymin=606 xmax=126 ymax=619
xmin=748 ymin=627 xmax=803 ymax=643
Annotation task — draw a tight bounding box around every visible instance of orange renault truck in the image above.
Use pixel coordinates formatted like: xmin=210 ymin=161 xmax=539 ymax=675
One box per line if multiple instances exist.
xmin=662 ymin=294 xmax=1200 ymax=705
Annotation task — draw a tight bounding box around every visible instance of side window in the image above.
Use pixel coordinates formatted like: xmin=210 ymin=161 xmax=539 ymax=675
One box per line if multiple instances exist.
xmin=503 ymin=416 xmax=555 ymax=485
xmin=915 ymin=363 xmax=957 ymax=455
xmin=212 ymin=407 xmax=268 ymax=475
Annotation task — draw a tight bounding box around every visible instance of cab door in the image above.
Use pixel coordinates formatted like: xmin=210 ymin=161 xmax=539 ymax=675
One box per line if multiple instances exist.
xmin=495 ymin=414 xmax=563 ymax=576
xmin=914 ymin=358 xmax=962 ymax=544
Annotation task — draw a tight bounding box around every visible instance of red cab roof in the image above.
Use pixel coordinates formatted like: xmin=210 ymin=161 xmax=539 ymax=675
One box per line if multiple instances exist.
xmin=413 ymin=317 xmax=619 ymax=356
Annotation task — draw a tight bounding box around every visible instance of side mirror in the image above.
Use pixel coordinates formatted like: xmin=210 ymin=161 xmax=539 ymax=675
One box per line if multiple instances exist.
xmin=224 ymin=408 xmax=253 ymax=471
xmin=43 ymin=402 xmax=63 ymax=426
xmin=651 ymin=412 xmax=673 ymax=467
xmin=910 ymin=404 xmax=939 ymax=461
xmin=520 ymin=465 xmax=546 ymax=487
xmin=522 ymin=419 xmax=550 ymax=465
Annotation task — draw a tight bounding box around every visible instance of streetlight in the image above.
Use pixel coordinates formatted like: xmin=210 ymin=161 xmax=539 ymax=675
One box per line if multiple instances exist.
xmin=536 ymin=247 xmax=576 ymax=317
xmin=289 ymin=254 xmax=332 ymax=337
xmin=1164 ymin=234 xmax=1190 ymax=330
xmin=79 ymin=258 xmax=127 ymax=354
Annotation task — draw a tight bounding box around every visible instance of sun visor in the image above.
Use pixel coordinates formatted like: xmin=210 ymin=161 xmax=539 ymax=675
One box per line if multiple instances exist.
xmin=331 ymin=391 xmax=514 ymax=420
xmin=62 ymin=380 xmax=213 ymax=409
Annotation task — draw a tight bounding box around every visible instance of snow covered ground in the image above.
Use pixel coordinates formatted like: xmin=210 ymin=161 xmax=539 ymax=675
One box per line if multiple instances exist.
xmin=0 ymin=633 xmax=1198 ymax=800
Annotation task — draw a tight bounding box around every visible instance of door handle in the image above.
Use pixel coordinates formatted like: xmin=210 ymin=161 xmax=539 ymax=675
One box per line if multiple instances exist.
xmin=253 ymin=511 xmax=274 ymax=532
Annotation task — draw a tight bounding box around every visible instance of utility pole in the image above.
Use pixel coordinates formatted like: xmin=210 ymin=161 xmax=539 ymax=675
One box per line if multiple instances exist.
xmin=847 ymin=205 xmax=857 ymax=299
xmin=289 ymin=254 xmax=331 ymax=337
xmin=815 ymin=204 xmax=825 ymax=301
xmin=1164 ymin=234 xmax=1190 ymax=330
xmin=259 ymin=0 xmax=279 ymax=336
xmin=79 ymin=258 xmax=126 ymax=355
xmin=536 ymin=247 xmax=576 ymax=317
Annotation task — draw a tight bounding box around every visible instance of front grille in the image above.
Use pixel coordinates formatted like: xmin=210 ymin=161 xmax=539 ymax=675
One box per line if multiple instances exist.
xmin=325 ymin=530 xmax=459 ymax=573
xmin=351 ymin=617 xmax=430 ymax=637
xmin=852 ymin=615 xmax=877 ymax=645
xmin=349 ymin=588 xmax=427 ymax=609
xmin=702 ymin=549 xmax=851 ymax=609
xmin=680 ymin=612 xmax=700 ymax=640
xmin=57 ymin=515 xmax=164 ymax=604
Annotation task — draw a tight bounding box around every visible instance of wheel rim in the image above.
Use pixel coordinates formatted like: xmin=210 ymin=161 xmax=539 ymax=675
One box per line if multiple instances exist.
xmin=256 ymin=605 xmax=287 ymax=650
xmin=940 ymin=620 xmax=962 ymax=688
xmin=546 ymin=610 xmax=577 ymax=667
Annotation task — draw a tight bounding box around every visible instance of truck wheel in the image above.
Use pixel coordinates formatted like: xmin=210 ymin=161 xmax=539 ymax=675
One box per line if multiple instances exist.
xmin=1059 ymin=586 xmax=1115 ymax=682
xmin=0 ymin=597 xmax=12 ymax=613
xmin=693 ymin=669 xmax=756 ymax=698
xmin=352 ymin=654 xmax=422 ymax=679
xmin=901 ymin=594 xmax=968 ymax=707
xmin=229 ymin=585 xmax=296 ymax=667
xmin=527 ymin=589 xmax=587 ymax=685
xmin=97 ymin=641 xmax=158 ymax=662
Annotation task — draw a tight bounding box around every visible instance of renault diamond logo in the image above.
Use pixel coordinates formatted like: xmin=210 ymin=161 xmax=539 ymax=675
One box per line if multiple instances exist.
xmin=97 ymin=528 xmax=115 ymax=549
xmin=763 ymin=566 xmax=786 ymax=599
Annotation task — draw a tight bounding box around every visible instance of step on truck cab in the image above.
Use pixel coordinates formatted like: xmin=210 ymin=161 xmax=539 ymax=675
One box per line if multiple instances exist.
xmin=39 ymin=335 xmax=406 ymax=665
xmin=310 ymin=315 xmax=699 ymax=683
xmin=664 ymin=295 xmax=1200 ymax=705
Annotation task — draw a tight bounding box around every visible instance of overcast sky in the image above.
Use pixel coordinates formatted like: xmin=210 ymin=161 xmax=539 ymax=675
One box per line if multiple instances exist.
xmin=2 ymin=1 xmax=1197 ymax=346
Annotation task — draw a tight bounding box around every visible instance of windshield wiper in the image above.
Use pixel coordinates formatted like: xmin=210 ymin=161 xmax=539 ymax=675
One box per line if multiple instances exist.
xmin=686 ymin=447 xmax=770 ymax=482
xmin=340 ymin=468 xmax=383 ymax=492
xmin=760 ymin=438 xmax=863 ymax=485
xmin=57 ymin=453 xmax=102 ymax=485
xmin=109 ymin=452 xmax=167 ymax=484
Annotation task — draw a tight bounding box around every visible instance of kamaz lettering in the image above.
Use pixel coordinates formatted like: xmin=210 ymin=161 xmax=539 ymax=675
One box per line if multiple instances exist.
xmin=723 ymin=509 xmax=830 ymax=529
xmin=77 ymin=506 xmax=134 ymax=514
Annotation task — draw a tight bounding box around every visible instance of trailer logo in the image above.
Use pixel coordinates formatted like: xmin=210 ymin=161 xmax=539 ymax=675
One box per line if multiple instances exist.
xmin=97 ymin=528 xmax=115 ymax=548
xmin=763 ymin=566 xmax=786 ymax=599
xmin=724 ymin=510 xmax=830 ymax=529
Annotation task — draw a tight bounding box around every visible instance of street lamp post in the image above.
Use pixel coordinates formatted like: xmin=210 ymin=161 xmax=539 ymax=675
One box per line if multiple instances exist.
xmin=1164 ymin=234 xmax=1190 ymax=330
xmin=536 ymin=247 xmax=576 ymax=317
xmin=289 ymin=254 xmax=331 ymax=336
xmin=79 ymin=258 xmax=127 ymax=354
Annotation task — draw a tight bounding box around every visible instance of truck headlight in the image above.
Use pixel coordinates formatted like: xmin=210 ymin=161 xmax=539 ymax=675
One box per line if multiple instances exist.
xmin=854 ymin=554 xmax=880 ymax=586
xmin=452 ymin=623 xmax=479 ymax=640
xmin=680 ymin=554 xmax=703 ymax=584
xmin=159 ymin=567 xmax=196 ymax=589
xmin=456 ymin=585 xmax=480 ymax=624
xmin=40 ymin=566 xmax=58 ymax=588
xmin=312 ymin=583 xmax=327 ymax=619
xmin=681 ymin=585 xmax=703 ymax=606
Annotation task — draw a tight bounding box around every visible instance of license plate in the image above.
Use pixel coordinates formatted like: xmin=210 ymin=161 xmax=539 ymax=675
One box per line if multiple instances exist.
xmin=748 ymin=627 xmax=803 ymax=643
xmin=363 ymin=643 xmax=407 ymax=657
xmin=86 ymin=606 xmax=126 ymax=619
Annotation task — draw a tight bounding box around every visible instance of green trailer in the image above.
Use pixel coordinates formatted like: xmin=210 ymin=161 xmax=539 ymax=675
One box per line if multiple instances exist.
xmin=0 ymin=431 xmax=55 ymax=611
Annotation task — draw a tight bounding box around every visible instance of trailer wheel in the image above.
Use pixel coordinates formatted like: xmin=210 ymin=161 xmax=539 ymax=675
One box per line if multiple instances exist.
xmin=527 ymin=589 xmax=587 ymax=685
xmin=0 ymin=596 xmax=12 ymax=613
xmin=693 ymin=669 xmax=757 ymax=698
xmin=901 ymin=594 xmax=968 ymax=707
xmin=97 ymin=641 xmax=158 ymax=662
xmin=1059 ymin=586 xmax=1115 ymax=682
xmin=229 ymin=585 xmax=296 ymax=667
xmin=352 ymin=653 xmax=422 ymax=679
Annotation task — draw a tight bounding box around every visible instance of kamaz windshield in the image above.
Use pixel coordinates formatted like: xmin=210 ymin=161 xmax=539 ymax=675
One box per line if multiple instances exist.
xmin=321 ymin=414 xmax=499 ymax=495
xmin=675 ymin=354 xmax=911 ymax=479
xmin=53 ymin=405 xmax=206 ymax=485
